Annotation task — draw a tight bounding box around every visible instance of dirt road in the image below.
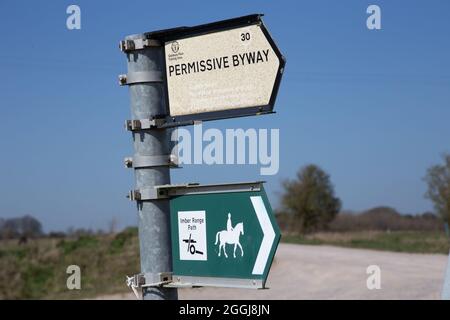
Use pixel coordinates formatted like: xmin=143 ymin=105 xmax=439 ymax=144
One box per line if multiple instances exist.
xmin=98 ymin=244 xmax=448 ymax=300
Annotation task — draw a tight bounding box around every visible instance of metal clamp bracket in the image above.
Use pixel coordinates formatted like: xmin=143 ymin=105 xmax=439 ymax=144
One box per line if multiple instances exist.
xmin=127 ymin=182 xmax=262 ymax=201
xmin=127 ymin=187 xmax=169 ymax=201
xmin=119 ymin=38 xmax=162 ymax=53
xmin=124 ymin=154 xmax=178 ymax=168
xmin=125 ymin=117 xmax=167 ymax=130
xmin=119 ymin=71 xmax=163 ymax=85
xmin=126 ymin=272 xmax=173 ymax=299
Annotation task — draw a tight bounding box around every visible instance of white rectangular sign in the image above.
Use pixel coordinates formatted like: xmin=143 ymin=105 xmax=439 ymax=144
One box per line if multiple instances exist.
xmin=178 ymin=210 xmax=207 ymax=261
xmin=164 ymin=23 xmax=282 ymax=118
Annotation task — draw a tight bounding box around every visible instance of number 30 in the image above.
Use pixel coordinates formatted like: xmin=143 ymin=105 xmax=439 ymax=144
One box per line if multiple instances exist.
xmin=240 ymin=32 xmax=250 ymax=41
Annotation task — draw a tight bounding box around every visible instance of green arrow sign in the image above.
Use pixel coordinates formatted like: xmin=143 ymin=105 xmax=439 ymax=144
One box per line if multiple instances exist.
xmin=168 ymin=182 xmax=281 ymax=289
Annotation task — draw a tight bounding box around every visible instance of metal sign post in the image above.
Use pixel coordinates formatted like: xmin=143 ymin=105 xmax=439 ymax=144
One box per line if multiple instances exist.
xmin=120 ymin=33 xmax=178 ymax=300
xmin=443 ymin=250 xmax=450 ymax=300
xmin=119 ymin=14 xmax=285 ymax=299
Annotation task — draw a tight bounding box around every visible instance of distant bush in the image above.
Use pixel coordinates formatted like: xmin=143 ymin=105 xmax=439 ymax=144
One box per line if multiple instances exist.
xmin=277 ymin=207 xmax=444 ymax=233
xmin=47 ymin=231 xmax=66 ymax=239
xmin=329 ymin=207 xmax=443 ymax=232
xmin=0 ymin=215 xmax=43 ymax=239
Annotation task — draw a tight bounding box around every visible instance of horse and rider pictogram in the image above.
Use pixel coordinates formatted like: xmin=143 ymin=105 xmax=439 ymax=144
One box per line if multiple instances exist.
xmin=215 ymin=213 xmax=244 ymax=258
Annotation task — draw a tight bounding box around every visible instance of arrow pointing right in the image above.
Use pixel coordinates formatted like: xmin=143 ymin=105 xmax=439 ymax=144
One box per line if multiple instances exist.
xmin=251 ymin=196 xmax=276 ymax=275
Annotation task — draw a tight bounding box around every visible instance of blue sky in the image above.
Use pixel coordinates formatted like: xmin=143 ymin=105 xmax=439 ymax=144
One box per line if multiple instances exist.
xmin=0 ymin=1 xmax=449 ymax=231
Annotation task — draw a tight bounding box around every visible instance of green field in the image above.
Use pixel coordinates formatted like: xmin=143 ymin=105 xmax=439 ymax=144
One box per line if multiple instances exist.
xmin=0 ymin=229 xmax=448 ymax=299
xmin=282 ymin=231 xmax=450 ymax=254
xmin=0 ymin=228 xmax=140 ymax=299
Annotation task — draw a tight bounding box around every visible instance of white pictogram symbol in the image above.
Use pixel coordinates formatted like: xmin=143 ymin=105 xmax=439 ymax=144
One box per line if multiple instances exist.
xmin=215 ymin=213 xmax=244 ymax=258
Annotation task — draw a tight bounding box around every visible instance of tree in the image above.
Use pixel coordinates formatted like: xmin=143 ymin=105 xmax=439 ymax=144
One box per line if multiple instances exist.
xmin=424 ymin=154 xmax=450 ymax=224
xmin=280 ymin=164 xmax=341 ymax=233
xmin=0 ymin=215 xmax=43 ymax=239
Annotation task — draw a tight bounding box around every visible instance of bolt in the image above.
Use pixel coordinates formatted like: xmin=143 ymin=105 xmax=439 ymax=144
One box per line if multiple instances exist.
xmin=118 ymin=74 xmax=127 ymax=85
xmin=124 ymin=158 xmax=133 ymax=168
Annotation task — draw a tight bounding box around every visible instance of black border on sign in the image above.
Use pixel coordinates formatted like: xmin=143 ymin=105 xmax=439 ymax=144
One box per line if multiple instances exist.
xmin=145 ymin=14 xmax=286 ymax=127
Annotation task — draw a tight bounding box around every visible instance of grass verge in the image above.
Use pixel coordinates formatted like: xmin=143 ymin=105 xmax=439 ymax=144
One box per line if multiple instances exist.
xmin=282 ymin=230 xmax=450 ymax=254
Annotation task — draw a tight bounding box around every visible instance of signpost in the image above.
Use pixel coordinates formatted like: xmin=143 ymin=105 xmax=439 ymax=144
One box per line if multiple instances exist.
xmin=119 ymin=14 xmax=285 ymax=299
xmin=163 ymin=16 xmax=285 ymax=123
xmin=166 ymin=182 xmax=280 ymax=289
xmin=120 ymin=14 xmax=285 ymax=128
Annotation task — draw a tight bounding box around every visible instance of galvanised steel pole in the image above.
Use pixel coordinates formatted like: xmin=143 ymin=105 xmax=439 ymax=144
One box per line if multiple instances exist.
xmin=120 ymin=34 xmax=178 ymax=300
xmin=443 ymin=255 xmax=450 ymax=299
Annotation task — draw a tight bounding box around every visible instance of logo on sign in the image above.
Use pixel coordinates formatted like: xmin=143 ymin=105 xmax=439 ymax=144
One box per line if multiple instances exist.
xmin=171 ymin=41 xmax=180 ymax=53
xmin=178 ymin=211 xmax=207 ymax=260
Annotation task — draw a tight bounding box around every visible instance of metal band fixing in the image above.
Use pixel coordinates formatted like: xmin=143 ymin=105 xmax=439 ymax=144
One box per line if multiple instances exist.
xmin=126 ymin=272 xmax=173 ymax=299
xmin=119 ymin=38 xmax=162 ymax=52
xmin=127 ymin=187 xmax=169 ymax=201
xmin=118 ymin=71 xmax=163 ymax=85
xmin=125 ymin=118 xmax=167 ymax=131
xmin=124 ymin=155 xmax=178 ymax=168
